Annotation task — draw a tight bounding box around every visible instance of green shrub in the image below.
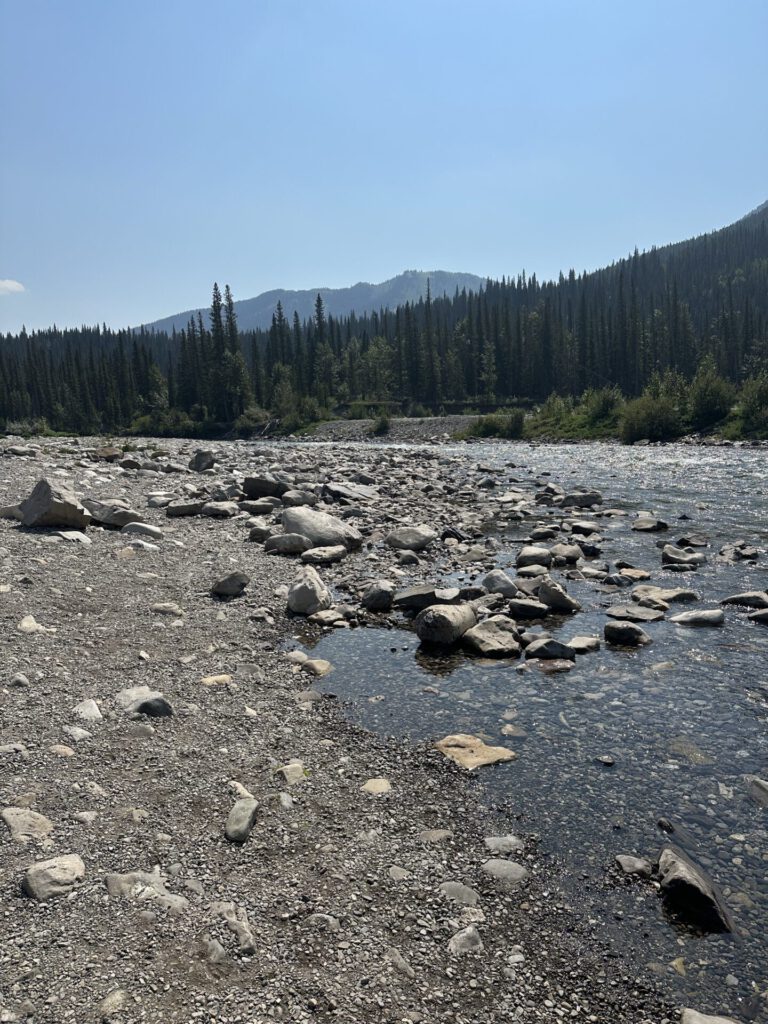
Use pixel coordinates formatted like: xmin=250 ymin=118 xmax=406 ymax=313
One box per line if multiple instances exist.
xmin=620 ymin=395 xmax=682 ymax=444
xmin=370 ymin=409 xmax=391 ymax=435
xmin=579 ymin=386 xmax=624 ymax=426
xmin=740 ymin=372 xmax=768 ymax=435
xmin=232 ymin=404 xmax=271 ymax=437
xmin=688 ymin=356 xmax=735 ymax=429
xmin=463 ymin=409 xmax=525 ymax=439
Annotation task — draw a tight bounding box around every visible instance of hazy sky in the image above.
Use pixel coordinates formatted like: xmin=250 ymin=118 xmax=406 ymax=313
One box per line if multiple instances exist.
xmin=1 ymin=0 xmax=766 ymax=333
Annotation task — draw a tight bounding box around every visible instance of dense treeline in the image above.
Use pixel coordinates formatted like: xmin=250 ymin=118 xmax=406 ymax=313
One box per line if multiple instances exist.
xmin=1 ymin=203 xmax=767 ymax=436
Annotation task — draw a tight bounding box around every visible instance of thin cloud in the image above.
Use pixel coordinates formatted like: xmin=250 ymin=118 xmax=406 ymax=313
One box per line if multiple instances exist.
xmin=0 ymin=279 xmax=25 ymax=295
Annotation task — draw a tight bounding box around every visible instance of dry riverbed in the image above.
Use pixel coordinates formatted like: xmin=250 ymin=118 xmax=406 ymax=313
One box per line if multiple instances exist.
xmin=1 ymin=435 xmax=762 ymax=1024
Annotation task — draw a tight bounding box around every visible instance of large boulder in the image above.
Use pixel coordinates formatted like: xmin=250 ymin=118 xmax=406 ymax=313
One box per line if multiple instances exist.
xmin=415 ymin=603 xmax=476 ymax=645
xmin=669 ymin=609 xmax=724 ymax=627
xmin=282 ymin=507 xmax=362 ymax=551
xmin=287 ymin=566 xmax=332 ymax=616
xmin=19 ymin=479 xmax=91 ymax=529
xmin=385 ymin=525 xmax=437 ymax=551
xmin=393 ymin=585 xmax=461 ymax=611
xmin=23 ymin=854 xmax=85 ymax=899
xmin=657 ymin=845 xmax=733 ymax=932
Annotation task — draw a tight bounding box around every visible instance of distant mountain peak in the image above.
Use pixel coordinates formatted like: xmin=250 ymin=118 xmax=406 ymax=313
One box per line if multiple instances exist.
xmin=140 ymin=269 xmax=485 ymax=335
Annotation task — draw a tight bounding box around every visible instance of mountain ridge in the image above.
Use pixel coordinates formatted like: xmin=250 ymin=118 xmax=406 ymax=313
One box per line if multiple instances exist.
xmin=140 ymin=269 xmax=486 ymax=335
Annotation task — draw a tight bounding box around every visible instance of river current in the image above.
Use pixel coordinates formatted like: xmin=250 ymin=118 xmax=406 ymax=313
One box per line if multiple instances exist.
xmin=295 ymin=442 xmax=768 ymax=1020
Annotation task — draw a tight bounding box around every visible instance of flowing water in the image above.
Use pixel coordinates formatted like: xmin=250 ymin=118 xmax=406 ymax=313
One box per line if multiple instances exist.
xmin=295 ymin=442 xmax=768 ymax=1019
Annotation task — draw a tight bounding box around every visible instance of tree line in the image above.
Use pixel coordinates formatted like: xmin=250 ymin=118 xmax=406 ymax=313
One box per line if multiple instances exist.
xmin=1 ymin=203 xmax=766 ymax=436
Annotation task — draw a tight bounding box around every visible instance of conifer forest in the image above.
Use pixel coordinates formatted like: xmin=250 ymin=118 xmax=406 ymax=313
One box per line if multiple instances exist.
xmin=2 ymin=202 xmax=767 ymax=440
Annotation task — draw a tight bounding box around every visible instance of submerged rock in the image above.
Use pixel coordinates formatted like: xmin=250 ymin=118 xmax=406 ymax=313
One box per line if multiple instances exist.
xmin=669 ymin=609 xmax=725 ymax=627
xmin=435 ymin=733 xmax=515 ymax=770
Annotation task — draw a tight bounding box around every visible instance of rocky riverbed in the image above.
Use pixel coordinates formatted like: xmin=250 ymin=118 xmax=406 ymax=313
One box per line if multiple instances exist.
xmin=1 ymin=435 xmax=765 ymax=1024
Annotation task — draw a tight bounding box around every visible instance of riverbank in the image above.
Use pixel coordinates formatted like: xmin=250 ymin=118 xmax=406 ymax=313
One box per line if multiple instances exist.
xmin=301 ymin=416 xmax=768 ymax=447
xmin=1 ymin=436 xmax=762 ymax=1023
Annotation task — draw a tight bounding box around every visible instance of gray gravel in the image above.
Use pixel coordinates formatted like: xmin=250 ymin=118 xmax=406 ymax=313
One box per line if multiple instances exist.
xmin=0 ymin=435 xmax=699 ymax=1023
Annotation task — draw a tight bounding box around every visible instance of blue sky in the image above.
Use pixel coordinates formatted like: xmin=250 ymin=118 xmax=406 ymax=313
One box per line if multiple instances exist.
xmin=1 ymin=0 xmax=766 ymax=333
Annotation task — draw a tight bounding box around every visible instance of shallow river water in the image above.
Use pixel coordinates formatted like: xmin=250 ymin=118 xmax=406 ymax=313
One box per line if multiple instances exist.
xmin=297 ymin=442 xmax=768 ymax=1020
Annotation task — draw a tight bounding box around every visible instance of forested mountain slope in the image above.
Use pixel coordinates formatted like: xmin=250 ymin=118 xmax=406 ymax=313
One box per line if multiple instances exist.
xmin=1 ymin=203 xmax=766 ymax=435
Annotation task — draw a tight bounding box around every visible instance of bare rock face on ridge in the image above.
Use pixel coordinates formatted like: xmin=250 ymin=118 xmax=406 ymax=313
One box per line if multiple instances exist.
xmin=19 ymin=479 xmax=91 ymax=529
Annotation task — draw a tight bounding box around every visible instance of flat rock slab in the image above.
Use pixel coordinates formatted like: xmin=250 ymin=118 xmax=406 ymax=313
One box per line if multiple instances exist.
xmin=300 ymin=544 xmax=348 ymax=564
xmin=632 ymin=585 xmax=699 ymax=604
xmin=2 ymin=807 xmax=54 ymax=844
xmin=361 ymin=777 xmax=391 ymax=795
xmin=720 ymin=591 xmax=768 ymax=609
xmin=385 ymin=525 xmax=437 ymax=551
xmin=440 ymin=880 xmax=480 ymax=907
xmin=681 ymin=1011 xmax=739 ymax=1024
xmin=105 ymin=868 xmax=188 ymax=913
xmin=670 ymin=609 xmax=725 ymax=627
xmin=567 ymin=635 xmax=601 ymax=654
xmin=282 ymin=507 xmax=362 ymax=550
xmin=435 ymin=733 xmax=515 ymax=770
xmin=606 ymin=604 xmax=665 ymax=623
xmin=481 ymin=858 xmax=529 ymax=887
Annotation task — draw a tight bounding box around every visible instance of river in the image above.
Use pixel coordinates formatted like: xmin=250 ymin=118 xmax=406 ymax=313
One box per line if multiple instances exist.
xmin=296 ymin=441 xmax=768 ymax=1020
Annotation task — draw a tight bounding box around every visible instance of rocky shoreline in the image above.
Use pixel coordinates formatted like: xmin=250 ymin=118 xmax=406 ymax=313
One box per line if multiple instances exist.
xmin=1 ymin=435 xmax=763 ymax=1024
xmin=302 ymin=415 xmax=768 ymax=447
